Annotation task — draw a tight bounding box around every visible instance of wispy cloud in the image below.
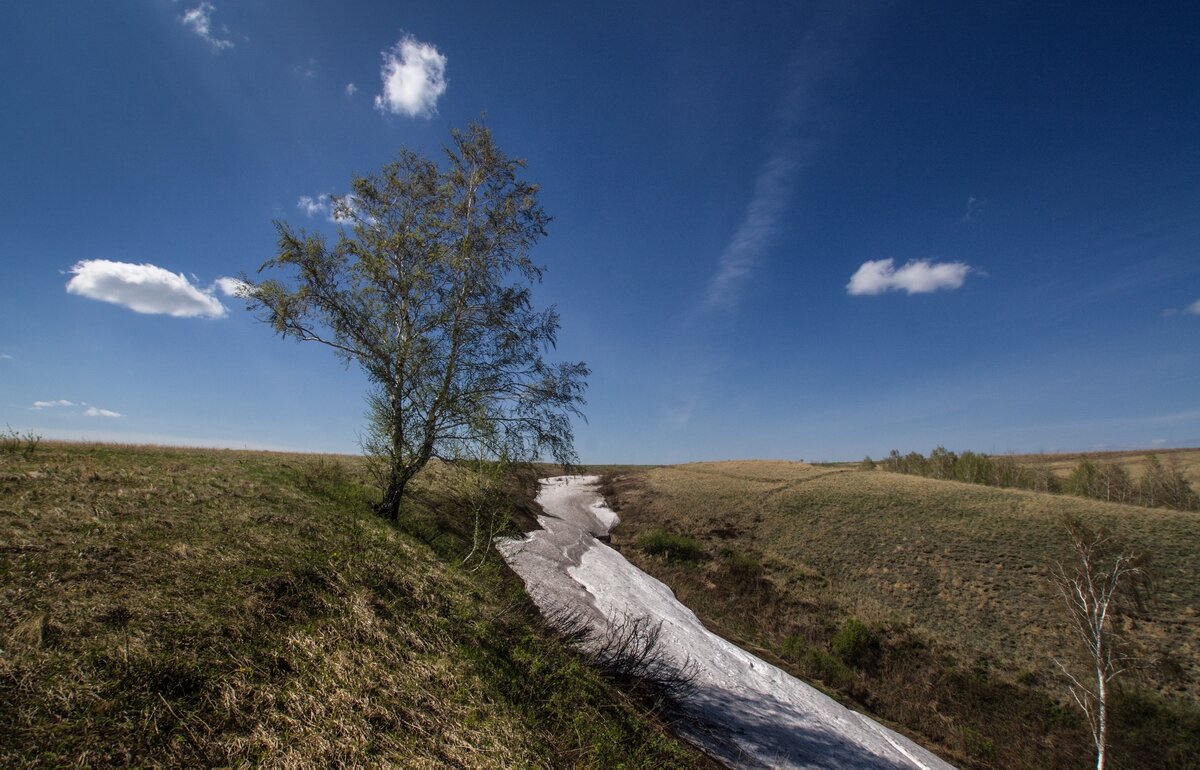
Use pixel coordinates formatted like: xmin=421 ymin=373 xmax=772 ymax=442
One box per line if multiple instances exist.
xmin=961 ymin=195 xmax=985 ymax=223
xmin=31 ymin=400 xmax=78 ymax=410
xmin=1165 ymin=298 xmax=1200 ymax=317
xmin=30 ymin=400 xmax=121 ymax=418
xmin=704 ymin=154 xmax=802 ymax=311
xmin=65 ymin=259 xmax=236 ymax=318
xmin=297 ymin=194 xmax=331 ymax=218
xmin=0 ymin=354 xmax=12 ymax=361
xmin=663 ymin=395 xmax=700 ymax=432
xmin=294 ymin=57 xmax=317 ymax=80
xmin=374 ymin=34 xmax=447 ymax=118
xmin=846 ymin=258 xmax=972 ymax=296
xmin=702 ymin=10 xmax=870 ymax=312
xmin=179 ymin=2 xmax=234 ymax=52
xmin=345 ymin=82 xmax=358 ymax=97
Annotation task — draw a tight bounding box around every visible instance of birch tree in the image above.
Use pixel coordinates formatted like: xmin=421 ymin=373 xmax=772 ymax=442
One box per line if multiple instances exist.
xmin=1051 ymin=515 xmax=1151 ymax=770
xmin=248 ymin=123 xmax=588 ymax=520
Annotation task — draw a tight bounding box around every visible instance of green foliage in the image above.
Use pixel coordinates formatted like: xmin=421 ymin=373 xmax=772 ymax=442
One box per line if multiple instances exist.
xmin=797 ymin=645 xmax=856 ymax=692
xmin=720 ymin=548 xmax=765 ymax=581
xmin=959 ymin=726 xmax=997 ymax=762
xmin=860 ymin=455 xmax=876 ymax=471
xmin=248 ymin=122 xmax=588 ymax=520
xmin=831 ymin=617 xmax=877 ymax=667
xmin=637 ymin=529 xmax=705 ymax=563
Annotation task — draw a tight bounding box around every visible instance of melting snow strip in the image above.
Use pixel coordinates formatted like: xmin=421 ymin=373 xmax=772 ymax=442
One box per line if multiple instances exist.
xmin=498 ymin=475 xmax=957 ymax=770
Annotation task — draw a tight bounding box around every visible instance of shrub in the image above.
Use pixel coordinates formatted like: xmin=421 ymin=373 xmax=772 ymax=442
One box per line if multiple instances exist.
xmin=831 ymin=617 xmax=877 ymax=667
xmin=960 ymin=726 xmax=998 ymax=762
xmin=638 ymin=529 xmax=705 ymax=562
xmin=1 ymin=425 xmax=41 ymax=459
xmin=802 ymin=647 xmax=856 ymax=691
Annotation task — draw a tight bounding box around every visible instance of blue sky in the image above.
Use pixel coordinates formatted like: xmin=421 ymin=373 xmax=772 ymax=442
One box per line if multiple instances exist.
xmin=2 ymin=1 xmax=1198 ymax=463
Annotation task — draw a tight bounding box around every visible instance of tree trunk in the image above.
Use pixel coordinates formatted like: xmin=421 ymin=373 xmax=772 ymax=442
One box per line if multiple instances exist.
xmin=1096 ymin=662 xmax=1108 ymax=770
xmin=377 ymin=470 xmax=409 ymax=521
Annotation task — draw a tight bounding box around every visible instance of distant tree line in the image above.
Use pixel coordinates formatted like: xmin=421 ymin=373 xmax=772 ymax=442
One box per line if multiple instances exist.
xmin=866 ymin=448 xmax=1199 ymax=511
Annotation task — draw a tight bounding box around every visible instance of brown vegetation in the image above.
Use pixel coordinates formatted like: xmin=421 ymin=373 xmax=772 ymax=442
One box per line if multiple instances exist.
xmin=603 ymin=461 xmax=1200 ymax=769
xmin=0 ymin=442 xmax=712 ymax=769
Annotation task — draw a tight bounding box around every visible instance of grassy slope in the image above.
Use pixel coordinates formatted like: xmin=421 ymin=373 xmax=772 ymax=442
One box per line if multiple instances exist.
xmin=0 ymin=443 xmax=714 ymax=769
xmin=604 ymin=461 xmax=1200 ymax=769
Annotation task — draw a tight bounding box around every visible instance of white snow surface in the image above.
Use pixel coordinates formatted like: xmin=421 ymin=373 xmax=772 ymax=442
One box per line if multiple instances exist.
xmin=498 ymin=475 xmax=956 ymax=770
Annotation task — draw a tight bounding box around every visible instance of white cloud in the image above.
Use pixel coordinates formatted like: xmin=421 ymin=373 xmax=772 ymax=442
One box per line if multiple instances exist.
xmin=180 ymin=2 xmax=234 ymax=51
xmin=30 ymin=399 xmax=122 ymax=418
xmin=66 ymin=259 xmax=229 ymax=318
xmin=31 ymin=400 xmax=77 ymax=410
xmin=297 ymin=194 xmax=331 ymax=218
xmin=297 ymin=193 xmax=361 ymax=224
xmin=214 ymin=276 xmax=251 ymax=298
xmin=345 ymin=82 xmax=358 ymax=97
xmin=1187 ymin=299 xmax=1200 ymax=315
xmin=847 ymin=258 xmax=972 ymax=296
xmin=374 ymin=35 xmax=447 ymax=118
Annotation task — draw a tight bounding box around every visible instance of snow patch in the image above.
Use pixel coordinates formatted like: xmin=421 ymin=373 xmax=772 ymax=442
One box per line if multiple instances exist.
xmin=499 ymin=475 xmax=956 ymax=770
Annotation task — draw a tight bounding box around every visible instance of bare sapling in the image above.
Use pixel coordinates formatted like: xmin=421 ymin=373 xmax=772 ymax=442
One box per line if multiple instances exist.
xmin=1051 ymin=515 xmax=1151 ymax=770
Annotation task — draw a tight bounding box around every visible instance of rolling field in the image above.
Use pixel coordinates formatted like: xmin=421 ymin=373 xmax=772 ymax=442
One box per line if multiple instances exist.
xmin=1012 ymin=447 xmax=1200 ymax=487
xmin=0 ymin=442 xmax=712 ymax=769
xmin=605 ymin=460 xmax=1200 ymax=769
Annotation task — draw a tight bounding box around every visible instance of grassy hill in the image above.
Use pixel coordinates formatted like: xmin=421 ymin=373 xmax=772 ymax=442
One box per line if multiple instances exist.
xmin=603 ymin=461 xmax=1200 ymax=769
xmin=0 ymin=442 xmax=714 ymax=769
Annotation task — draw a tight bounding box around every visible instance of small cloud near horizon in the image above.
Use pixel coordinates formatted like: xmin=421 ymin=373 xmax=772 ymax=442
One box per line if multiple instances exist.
xmin=31 ymin=400 xmax=78 ymax=410
xmin=374 ymin=34 xmax=447 ymax=118
xmin=30 ymin=400 xmax=122 ymax=418
xmin=66 ymin=259 xmax=240 ymax=318
xmin=179 ymin=2 xmax=234 ymax=52
xmin=847 ymin=258 xmax=972 ymax=296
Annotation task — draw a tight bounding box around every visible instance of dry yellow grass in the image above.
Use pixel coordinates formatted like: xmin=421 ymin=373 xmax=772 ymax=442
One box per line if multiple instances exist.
xmin=0 ymin=442 xmax=712 ymax=769
xmin=606 ymin=460 xmax=1200 ymax=769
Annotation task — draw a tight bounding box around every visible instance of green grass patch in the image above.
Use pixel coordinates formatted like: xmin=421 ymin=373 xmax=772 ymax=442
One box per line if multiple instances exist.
xmin=638 ymin=529 xmax=706 ymax=562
